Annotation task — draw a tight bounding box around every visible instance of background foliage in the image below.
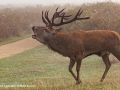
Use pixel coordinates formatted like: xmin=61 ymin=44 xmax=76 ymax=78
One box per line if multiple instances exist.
xmin=0 ymin=1 xmax=120 ymax=41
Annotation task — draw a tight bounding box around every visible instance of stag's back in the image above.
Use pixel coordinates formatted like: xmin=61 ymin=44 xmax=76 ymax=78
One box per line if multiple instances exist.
xmin=71 ymin=30 xmax=120 ymax=52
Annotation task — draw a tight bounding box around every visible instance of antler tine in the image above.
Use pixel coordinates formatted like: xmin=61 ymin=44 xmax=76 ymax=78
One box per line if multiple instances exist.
xmin=76 ymin=9 xmax=90 ymax=20
xmin=45 ymin=10 xmax=52 ymax=25
xmin=60 ymin=12 xmax=65 ymax=23
xmin=76 ymin=8 xmax=82 ymax=16
xmin=52 ymin=7 xmax=73 ymax=21
xmin=52 ymin=12 xmax=56 ymax=24
xmin=60 ymin=12 xmax=72 ymax=20
xmin=42 ymin=8 xmax=90 ymax=28
xmin=75 ymin=9 xmax=82 ymax=18
xmin=64 ymin=15 xmax=72 ymax=17
xmin=56 ymin=7 xmax=59 ymax=11
xmin=78 ymin=9 xmax=83 ymax=16
xmin=52 ymin=9 xmax=79 ymax=26
xmin=56 ymin=7 xmax=65 ymax=14
xmin=51 ymin=8 xmax=90 ymax=26
xmin=59 ymin=12 xmax=72 ymax=17
xmin=57 ymin=8 xmax=72 ymax=18
xmin=77 ymin=9 xmax=90 ymax=20
xmin=42 ymin=11 xmax=48 ymax=26
xmin=52 ymin=8 xmax=65 ymax=22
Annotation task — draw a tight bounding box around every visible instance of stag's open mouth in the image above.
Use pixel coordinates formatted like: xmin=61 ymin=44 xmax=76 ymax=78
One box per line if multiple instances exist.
xmin=32 ymin=30 xmax=37 ymax=39
xmin=32 ymin=26 xmax=37 ymax=39
xmin=32 ymin=35 xmax=36 ymax=39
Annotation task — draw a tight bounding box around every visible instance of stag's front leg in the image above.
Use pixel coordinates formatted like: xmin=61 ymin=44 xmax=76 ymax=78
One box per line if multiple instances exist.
xmin=76 ymin=55 xmax=82 ymax=84
xmin=69 ymin=58 xmax=77 ymax=80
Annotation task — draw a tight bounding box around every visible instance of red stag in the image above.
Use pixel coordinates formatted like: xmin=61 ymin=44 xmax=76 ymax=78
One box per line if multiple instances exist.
xmin=32 ymin=8 xmax=120 ymax=84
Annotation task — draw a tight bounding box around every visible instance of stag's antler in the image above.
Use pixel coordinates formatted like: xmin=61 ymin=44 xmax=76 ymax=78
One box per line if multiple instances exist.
xmin=51 ymin=8 xmax=90 ymax=26
xmin=42 ymin=8 xmax=90 ymax=29
xmin=42 ymin=11 xmax=48 ymax=26
xmin=54 ymin=7 xmax=72 ymax=20
xmin=42 ymin=8 xmax=71 ymax=27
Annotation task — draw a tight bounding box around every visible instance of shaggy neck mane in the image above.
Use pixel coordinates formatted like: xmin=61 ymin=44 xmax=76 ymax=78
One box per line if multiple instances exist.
xmin=44 ymin=32 xmax=72 ymax=56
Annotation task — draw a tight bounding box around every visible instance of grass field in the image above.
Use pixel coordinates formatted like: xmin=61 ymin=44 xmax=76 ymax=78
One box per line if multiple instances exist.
xmin=0 ymin=45 xmax=120 ymax=90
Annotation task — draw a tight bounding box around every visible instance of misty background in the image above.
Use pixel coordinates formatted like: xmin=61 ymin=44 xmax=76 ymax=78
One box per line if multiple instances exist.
xmin=0 ymin=0 xmax=120 ymax=42
xmin=0 ymin=0 xmax=120 ymax=5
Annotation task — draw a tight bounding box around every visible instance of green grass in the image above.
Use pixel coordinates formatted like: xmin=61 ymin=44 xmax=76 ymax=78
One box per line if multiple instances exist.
xmin=0 ymin=45 xmax=120 ymax=90
xmin=0 ymin=34 xmax=31 ymax=46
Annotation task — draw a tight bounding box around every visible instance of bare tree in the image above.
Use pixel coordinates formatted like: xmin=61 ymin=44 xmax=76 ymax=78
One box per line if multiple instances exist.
xmin=32 ymin=8 xmax=120 ymax=84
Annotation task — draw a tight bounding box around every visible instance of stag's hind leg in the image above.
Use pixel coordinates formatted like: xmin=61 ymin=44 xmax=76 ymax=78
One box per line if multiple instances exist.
xmin=75 ymin=55 xmax=82 ymax=84
xmin=111 ymin=46 xmax=120 ymax=61
xmin=100 ymin=52 xmax=111 ymax=82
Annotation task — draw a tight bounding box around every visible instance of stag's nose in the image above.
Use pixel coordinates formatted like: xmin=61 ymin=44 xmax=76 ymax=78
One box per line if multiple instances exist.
xmin=32 ymin=26 xmax=35 ymax=30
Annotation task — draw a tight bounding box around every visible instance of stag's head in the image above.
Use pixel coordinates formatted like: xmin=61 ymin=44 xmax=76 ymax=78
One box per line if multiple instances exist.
xmin=32 ymin=8 xmax=90 ymax=44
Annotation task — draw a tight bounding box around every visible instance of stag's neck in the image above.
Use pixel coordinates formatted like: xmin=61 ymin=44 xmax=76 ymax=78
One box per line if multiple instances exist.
xmin=45 ymin=32 xmax=70 ymax=49
xmin=44 ymin=32 xmax=72 ymax=56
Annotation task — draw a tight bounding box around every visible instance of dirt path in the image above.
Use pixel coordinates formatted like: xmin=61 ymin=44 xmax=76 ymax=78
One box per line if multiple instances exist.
xmin=0 ymin=37 xmax=40 ymax=59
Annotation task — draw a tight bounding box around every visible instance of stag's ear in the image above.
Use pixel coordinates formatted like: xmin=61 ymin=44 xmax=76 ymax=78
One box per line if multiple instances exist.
xmin=52 ymin=28 xmax=62 ymax=34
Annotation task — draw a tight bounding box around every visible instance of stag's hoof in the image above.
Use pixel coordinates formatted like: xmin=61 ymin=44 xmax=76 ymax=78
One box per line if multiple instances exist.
xmin=100 ymin=79 xmax=103 ymax=82
xmin=76 ymin=80 xmax=82 ymax=85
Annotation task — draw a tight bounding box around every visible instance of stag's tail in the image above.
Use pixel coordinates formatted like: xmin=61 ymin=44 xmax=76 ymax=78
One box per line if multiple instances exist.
xmin=109 ymin=31 xmax=120 ymax=60
xmin=112 ymin=31 xmax=120 ymax=41
xmin=111 ymin=44 xmax=120 ymax=61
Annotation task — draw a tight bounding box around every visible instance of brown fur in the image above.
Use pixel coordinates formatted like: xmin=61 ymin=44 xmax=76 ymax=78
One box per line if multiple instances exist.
xmin=45 ymin=30 xmax=120 ymax=58
xmin=32 ymin=26 xmax=120 ymax=84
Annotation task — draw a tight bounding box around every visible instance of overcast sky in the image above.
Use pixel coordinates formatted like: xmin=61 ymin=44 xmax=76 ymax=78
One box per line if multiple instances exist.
xmin=0 ymin=0 xmax=120 ymax=5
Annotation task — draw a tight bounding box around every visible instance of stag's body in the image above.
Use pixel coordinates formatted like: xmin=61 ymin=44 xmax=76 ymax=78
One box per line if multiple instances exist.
xmin=32 ymin=8 xmax=120 ymax=84
xmin=45 ymin=30 xmax=120 ymax=58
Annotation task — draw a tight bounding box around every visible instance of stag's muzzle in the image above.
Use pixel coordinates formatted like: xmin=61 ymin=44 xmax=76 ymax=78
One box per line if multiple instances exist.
xmin=32 ymin=35 xmax=36 ymax=39
xmin=32 ymin=26 xmax=37 ymax=39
